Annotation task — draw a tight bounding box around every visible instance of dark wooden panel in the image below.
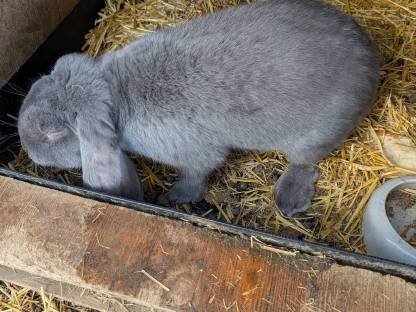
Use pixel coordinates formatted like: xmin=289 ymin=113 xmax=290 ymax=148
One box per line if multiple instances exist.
xmin=0 ymin=0 xmax=79 ymax=85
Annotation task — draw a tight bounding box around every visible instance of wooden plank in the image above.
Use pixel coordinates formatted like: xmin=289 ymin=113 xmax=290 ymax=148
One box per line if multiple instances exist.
xmin=0 ymin=175 xmax=415 ymax=311
xmin=0 ymin=0 xmax=79 ymax=85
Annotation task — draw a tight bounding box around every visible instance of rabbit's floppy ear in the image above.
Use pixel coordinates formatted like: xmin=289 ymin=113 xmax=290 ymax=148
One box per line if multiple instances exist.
xmin=75 ymin=106 xmax=143 ymax=201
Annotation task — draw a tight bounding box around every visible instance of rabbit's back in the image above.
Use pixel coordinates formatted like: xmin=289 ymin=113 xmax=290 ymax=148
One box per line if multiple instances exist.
xmin=107 ymin=0 xmax=378 ymax=160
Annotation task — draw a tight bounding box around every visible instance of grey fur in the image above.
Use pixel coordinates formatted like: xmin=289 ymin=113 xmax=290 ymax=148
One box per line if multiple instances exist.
xmin=18 ymin=0 xmax=379 ymax=216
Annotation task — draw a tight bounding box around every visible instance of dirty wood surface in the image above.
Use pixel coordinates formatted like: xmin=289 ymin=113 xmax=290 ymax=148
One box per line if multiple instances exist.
xmin=0 ymin=175 xmax=415 ymax=312
xmin=0 ymin=0 xmax=79 ymax=85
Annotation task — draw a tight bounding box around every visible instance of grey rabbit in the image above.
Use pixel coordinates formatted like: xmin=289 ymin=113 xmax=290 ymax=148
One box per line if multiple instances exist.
xmin=18 ymin=0 xmax=379 ymax=216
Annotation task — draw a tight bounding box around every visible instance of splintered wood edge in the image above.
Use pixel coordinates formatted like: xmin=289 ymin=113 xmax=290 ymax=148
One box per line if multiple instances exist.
xmin=0 ymin=175 xmax=415 ymax=312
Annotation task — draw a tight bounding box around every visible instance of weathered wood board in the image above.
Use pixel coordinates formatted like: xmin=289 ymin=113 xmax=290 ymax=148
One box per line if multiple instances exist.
xmin=0 ymin=0 xmax=79 ymax=86
xmin=0 ymin=175 xmax=415 ymax=311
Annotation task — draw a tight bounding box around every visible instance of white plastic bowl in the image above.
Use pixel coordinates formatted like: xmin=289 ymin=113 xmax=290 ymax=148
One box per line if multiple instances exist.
xmin=363 ymin=176 xmax=416 ymax=266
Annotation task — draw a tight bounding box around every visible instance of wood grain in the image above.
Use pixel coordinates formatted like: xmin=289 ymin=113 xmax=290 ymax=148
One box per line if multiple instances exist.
xmin=0 ymin=0 xmax=79 ymax=86
xmin=0 ymin=175 xmax=415 ymax=311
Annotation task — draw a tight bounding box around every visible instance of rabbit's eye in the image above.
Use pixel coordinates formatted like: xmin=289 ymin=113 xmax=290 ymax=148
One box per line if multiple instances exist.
xmin=40 ymin=126 xmax=69 ymax=142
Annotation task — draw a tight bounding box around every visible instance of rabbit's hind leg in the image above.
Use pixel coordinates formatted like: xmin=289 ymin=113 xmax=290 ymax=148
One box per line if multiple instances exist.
xmin=273 ymin=163 xmax=319 ymax=216
xmin=273 ymin=143 xmax=335 ymax=216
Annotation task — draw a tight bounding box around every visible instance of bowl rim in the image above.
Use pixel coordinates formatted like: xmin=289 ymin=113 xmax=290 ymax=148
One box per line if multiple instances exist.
xmin=363 ymin=176 xmax=416 ymax=263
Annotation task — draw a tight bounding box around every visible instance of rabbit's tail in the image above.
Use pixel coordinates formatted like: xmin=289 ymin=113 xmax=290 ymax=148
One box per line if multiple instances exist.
xmin=273 ymin=163 xmax=319 ymax=216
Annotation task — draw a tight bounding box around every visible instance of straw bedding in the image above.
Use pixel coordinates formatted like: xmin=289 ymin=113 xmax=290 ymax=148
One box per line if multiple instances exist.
xmin=2 ymin=0 xmax=416 ymax=310
xmin=0 ymin=281 xmax=89 ymax=312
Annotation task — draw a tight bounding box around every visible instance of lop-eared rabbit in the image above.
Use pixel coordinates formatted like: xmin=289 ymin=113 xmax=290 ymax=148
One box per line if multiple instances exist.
xmin=18 ymin=0 xmax=379 ymax=216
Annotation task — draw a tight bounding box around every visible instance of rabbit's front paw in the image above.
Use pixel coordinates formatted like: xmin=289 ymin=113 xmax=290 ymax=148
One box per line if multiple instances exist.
xmin=167 ymin=181 xmax=206 ymax=204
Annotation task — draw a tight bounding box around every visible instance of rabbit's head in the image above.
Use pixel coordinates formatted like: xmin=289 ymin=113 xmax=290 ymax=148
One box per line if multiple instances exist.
xmin=18 ymin=53 xmax=143 ymax=200
xmin=18 ymin=72 xmax=81 ymax=169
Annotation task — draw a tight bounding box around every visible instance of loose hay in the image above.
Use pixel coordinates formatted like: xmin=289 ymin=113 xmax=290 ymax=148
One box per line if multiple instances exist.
xmin=5 ymin=0 xmax=416 ymax=254
xmin=0 ymin=281 xmax=90 ymax=312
